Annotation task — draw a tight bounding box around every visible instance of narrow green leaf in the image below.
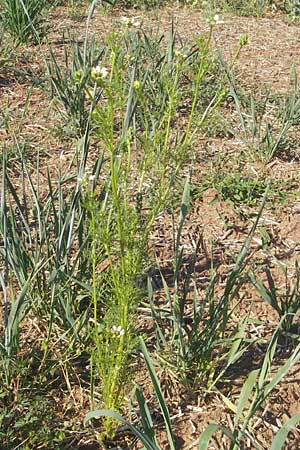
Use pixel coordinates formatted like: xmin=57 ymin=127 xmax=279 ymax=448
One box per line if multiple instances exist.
xmin=235 ymin=369 xmax=259 ymax=426
xmin=227 ymin=316 xmax=248 ymax=364
xmin=223 ymin=184 xmax=269 ymax=299
xmin=271 ymin=414 xmax=300 ymax=450
xmin=84 ymin=409 xmax=159 ymax=450
xmin=217 ymin=391 xmax=237 ymax=415
xmin=198 ymin=424 xmax=236 ymax=450
xmin=175 ymin=169 xmax=191 ymax=262
xmin=249 ymin=272 xmax=279 ymax=314
xmin=258 ymin=316 xmax=280 ymax=391
xmin=135 ymin=386 xmax=157 ymax=446
xmin=263 ymin=343 xmax=300 ymax=401
xmin=139 ymin=338 xmax=176 ymax=450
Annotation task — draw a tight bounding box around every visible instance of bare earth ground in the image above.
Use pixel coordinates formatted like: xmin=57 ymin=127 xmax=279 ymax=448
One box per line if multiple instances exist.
xmin=1 ymin=4 xmax=300 ymax=450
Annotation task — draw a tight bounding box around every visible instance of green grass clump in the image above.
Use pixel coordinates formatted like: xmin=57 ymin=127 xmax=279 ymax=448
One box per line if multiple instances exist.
xmin=201 ymin=0 xmax=270 ymax=17
xmin=86 ymin=332 xmax=300 ymax=450
xmin=2 ymin=1 xmax=300 ymax=448
xmin=1 ymin=6 xmax=237 ymax=440
xmin=227 ymin=72 xmax=300 ymax=162
xmin=250 ymin=260 xmax=300 ymax=333
xmin=1 ymin=0 xmax=50 ymax=43
xmin=147 ymin=182 xmax=269 ymax=389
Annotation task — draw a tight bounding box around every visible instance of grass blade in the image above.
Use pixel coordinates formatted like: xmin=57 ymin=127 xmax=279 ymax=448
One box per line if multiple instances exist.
xmin=84 ymin=409 xmax=160 ymax=450
xmin=198 ymin=424 xmax=236 ymax=450
xmin=235 ymin=369 xmax=259 ymax=427
xmin=139 ymin=337 xmax=176 ymax=450
xmin=271 ymin=414 xmax=300 ymax=450
xmin=135 ymin=386 xmax=157 ymax=446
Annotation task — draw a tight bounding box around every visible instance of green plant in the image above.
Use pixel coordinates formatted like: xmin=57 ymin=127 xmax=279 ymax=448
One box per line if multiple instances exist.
xmin=226 ymin=70 xmax=300 ymax=162
xmin=195 ymin=170 xmax=291 ymax=208
xmin=80 ymin=24 xmax=192 ymax=436
xmin=201 ymin=0 xmax=270 ymax=16
xmin=84 ymin=178 xmax=145 ymax=437
xmin=198 ymin=320 xmax=300 ymax=449
xmin=75 ymin=23 xmax=247 ymax=428
xmin=1 ymin=0 xmax=50 ymax=43
xmin=0 ymin=12 xmax=214 ymax=440
xmin=45 ymin=0 xmax=106 ymax=136
xmin=249 ymin=260 xmax=300 ymax=332
xmin=84 ymin=337 xmax=177 ymax=450
xmin=66 ymin=0 xmax=86 ymax=19
xmin=282 ymin=0 xmax=300 ymax=16
xmin=0 ymin=132 xmax=95 ymax=384
xmin=0 ymin=30 xmax=12 ymax=75
xmin=78 ymin=16 xmax=237 ymax=437
xmin=0 ymin=391 xmax=67 ymax=449
xmin=0 ymin=6 xmax=253 ymax=447
xmin=0 ymin=133 xmax=97 ymax=445
xmin=46 ymin=37 xmax=103 ymax=136
xmin=85 ymin=334 xmax=300 ymax=450
xmin=146 ymin=179 xmax=269 ymax=389
xmin=217 ymin=174 xmax=268 ymax=206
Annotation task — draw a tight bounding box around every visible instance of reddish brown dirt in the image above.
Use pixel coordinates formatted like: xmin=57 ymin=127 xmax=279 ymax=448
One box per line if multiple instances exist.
xmin=2 ymin=4 xmax=300 ymax=450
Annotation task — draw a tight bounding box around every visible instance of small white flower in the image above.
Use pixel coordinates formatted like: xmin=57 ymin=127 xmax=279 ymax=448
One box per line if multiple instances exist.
xmin=213 ymin=14 xmax=224 ymax=24
xmin=111 ymin=325 xmax=125 ymax=337
xmin=120 ymin=16 xmax=141 ymax=27
xmin=88 ymin=318 xmax=101 ymax=327
xmin=96 ymin=66 xmax=108 ymax=78
xmin=91 ymin=66 xmax=109 ymax=82
xmin=120 ymin=16 xmax=130 ymax=24
xmin=117 ymin=326 xmax=125 ymax=336
xmin=89 ymin=175 xmax=96 ymax=182
xmin=132 ymin=19 xmax=141 ymax=27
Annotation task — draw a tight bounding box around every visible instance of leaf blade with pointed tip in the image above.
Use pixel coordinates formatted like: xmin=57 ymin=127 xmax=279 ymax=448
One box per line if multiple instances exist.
xmin=198 ymin=424 xmax=236 ymax=450
xmin=84 ymin=409 xmax=159 ymax=450
xmin=139 ymin=337 xmax=176 ymax=450
xmin=271 ymin=414 xmax=300 ymax=450
xmin=235 ymin=369 xmax=259 ymax=427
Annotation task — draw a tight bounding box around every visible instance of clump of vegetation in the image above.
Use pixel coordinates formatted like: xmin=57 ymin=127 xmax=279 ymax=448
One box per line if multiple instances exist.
xmin=229 ymin=76 xmax=300 ymax=162
xmin=1 ymin=0 xmax=300 ymax=449
xmin=1 ymin=0 xmax=50 ymax=43
xmin=201 ymin=0 xmax=270 ymax=17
